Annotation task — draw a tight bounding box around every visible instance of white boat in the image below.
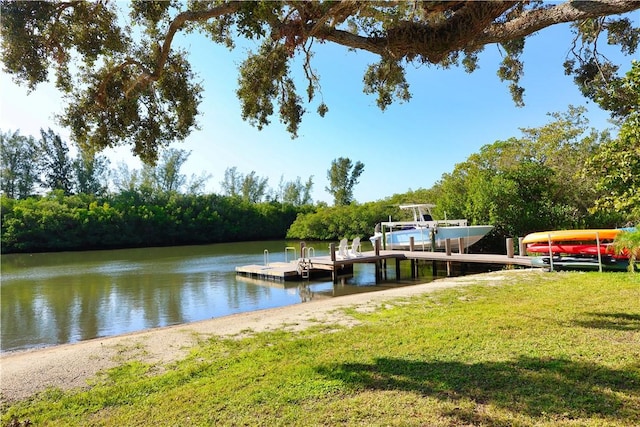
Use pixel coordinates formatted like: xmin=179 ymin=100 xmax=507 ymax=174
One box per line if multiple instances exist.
xmin=369 ymin=204 xmax=493 ymax=251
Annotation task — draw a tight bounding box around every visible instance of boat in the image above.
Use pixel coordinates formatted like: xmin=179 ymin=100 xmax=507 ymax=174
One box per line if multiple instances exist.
xmin=369 ymin=204 xmax=493 ymax=251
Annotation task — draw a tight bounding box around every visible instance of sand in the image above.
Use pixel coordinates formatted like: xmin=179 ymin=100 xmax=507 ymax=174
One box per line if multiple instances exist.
xmin=0 ymin=270 xmax=535 ymax=405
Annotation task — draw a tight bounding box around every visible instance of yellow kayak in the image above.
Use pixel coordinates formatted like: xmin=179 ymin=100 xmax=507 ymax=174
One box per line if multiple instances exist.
xmin=522 ymin=229 xmax=622 ymax=244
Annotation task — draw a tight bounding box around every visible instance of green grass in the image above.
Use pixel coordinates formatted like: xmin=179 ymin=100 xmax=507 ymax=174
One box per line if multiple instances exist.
xmin=3 ymin=271 xmax=640 ymax=426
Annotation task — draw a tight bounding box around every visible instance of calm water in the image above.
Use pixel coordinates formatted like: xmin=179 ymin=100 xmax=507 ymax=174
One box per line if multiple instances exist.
xmin=1 ymin=240 xmax=437 ymax=353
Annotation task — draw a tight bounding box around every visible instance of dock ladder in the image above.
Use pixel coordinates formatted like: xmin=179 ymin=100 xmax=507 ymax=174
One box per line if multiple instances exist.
xmin=297 ymin=246 xmax=315 ymax=279
xmin=297 ymin=258 xmax=312 ymax=279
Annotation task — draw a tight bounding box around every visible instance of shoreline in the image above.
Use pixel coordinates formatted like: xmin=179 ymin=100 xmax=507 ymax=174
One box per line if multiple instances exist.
xmin=0 ymin=270 xmax=537 ymax=405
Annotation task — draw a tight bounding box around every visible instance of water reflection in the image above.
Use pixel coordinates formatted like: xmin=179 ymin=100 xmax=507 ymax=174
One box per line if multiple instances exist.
xmin=1 ymin=241 xmax=437 ymax=352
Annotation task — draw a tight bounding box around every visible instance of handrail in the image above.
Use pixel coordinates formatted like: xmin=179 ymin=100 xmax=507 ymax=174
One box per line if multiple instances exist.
xmin=302 ymin=246 xmax=315 ymax=258
xmin=284 ymin=246 xmax=296 ymax=262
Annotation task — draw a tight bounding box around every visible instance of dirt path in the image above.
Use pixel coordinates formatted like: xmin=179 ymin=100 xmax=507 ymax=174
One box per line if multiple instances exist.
xmin=0 ymin=270 xmax=536 ymax=405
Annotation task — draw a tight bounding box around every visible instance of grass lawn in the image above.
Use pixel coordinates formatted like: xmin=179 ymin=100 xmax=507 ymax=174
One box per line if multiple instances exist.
xmin=3 ymin=270 xmax=639 ymax=426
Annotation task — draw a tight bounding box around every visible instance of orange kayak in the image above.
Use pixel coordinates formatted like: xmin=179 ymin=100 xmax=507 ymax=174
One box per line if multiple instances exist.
xmin=522 ymin=229 xmax=622 ymax=244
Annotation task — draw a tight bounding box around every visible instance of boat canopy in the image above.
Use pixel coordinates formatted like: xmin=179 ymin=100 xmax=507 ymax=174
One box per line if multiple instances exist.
xmin=399 ymin=204 xmax=436 ymax=223
xmin=399 ymin=204 xmax=436 ymax=209
xmin=380 ymin=203 xmax=467 ymax=228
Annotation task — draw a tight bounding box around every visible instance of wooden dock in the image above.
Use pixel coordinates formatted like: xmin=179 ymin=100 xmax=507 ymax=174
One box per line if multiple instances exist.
xmin=236 ymin=242 xmax=535 ymax=282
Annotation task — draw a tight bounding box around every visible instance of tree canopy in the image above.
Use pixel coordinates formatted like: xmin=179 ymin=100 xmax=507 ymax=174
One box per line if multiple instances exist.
xmin=1 ymin=1 xmax=638 ymax=163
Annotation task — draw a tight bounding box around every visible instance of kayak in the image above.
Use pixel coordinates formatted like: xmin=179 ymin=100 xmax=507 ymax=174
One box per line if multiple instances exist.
xmin=525 ymin=243 xmax=627 ymax=258
xmin=522 ymin=229 xmax=621 ymax=244
xmin=530 ymin=255 xmax=630 ymax=272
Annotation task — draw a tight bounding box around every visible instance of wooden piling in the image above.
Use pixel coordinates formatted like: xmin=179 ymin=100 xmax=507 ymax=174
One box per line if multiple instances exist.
xmin=518 ymin=237 xmax=525 ymax=256
xmin=506 ymin=238 xmax=514 ymax=258
xmin=409 ymin=237 xmax=416 ymax=278
xmin=445 ymin=239 xmax=452 ymax=276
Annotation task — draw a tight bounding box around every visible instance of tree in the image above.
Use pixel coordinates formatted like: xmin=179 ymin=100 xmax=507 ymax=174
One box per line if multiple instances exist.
xmin=73 ymin=150 xmax=110 ymax=196
xmin=515 ymin=106 xmax=606 ymax=216
xmin=433 ymin=106 xmax=614 ymax=237
xmin=39 ymin=128 xmax=73 ymax=195
xmin=279 ymin=176 xmax=314 ymax=206
xmin=185 ymin=172 xmax=212 ymax=196
xmin=112 ymin=162 xmax=140 ymax=194
xmin=154 ymin=148 xmax=189 ymax=193
xmin=585 ymin=111 xmax=640 ymax=221
xmin=220 ymin=167 xmax=269 ymax=202
xmin=0 ymin=130 xmax=39 ymax=198
xmin=613 ymin=228 xmax=640 ymax=272
xmin=326 ymin=157 xmax=364 ymax=206
xmin=1 ymin=1 xmax=638 ymax=162
xmin=583 ymin=61 xmax=640 ymax=222
xmin=220 ymin=167 xmax=243 ymax=198
xmin=241 ymin=171 xmax=269 ymax=203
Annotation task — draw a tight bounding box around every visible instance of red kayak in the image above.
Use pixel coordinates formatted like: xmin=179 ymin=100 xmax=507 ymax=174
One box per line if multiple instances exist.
xmin=526 ymin=243 xmax=629 ymax=259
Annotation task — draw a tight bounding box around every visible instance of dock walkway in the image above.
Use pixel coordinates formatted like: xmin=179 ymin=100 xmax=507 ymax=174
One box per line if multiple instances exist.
xmin=236 ymin=249 xmax=534 ymax=282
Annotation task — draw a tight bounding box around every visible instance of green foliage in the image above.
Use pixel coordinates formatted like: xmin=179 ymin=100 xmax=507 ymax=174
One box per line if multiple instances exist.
xmin=0 ymin=130 xmax=39 ymax=198
xmin=277 ymin=175 xmax=314 ymax=206
xmin=363 ymin=57 xmax=411 ymax=110
xmin=2 ymin=2 xmax=637 ymax=159
xmin=0 ymin=1 xmax=126 ymax=90
xmin=567 ymin=29 xmax=640 ymax=119
xmin=432 ymin=107 xmax=623 ymax=242
xmin=613 ymin=227 xmax=640 ymax=272
xmin=585 ymin=105 xmax=640 ymax=221
xmin=591 ymin=59 xmax=640 ymax=119
xmin=0 ymin=193 xmax=300 ymax=254
xmin=325 ymin=157 xmax=365 ymax=206
xmin=286 ymin=202 xmax=395 ymax=241
xmin=39 ymin=128 xmax=74 ymax=195
xmin=72 ymin=150 xmax=110 ymax=196
xmin=152 ymin=148 xmax=190 ymax=193
xmin=591 ymin=126 xmax=640 ymax=218
xmin=219 ymin=167 xmax=271 ymax=203
xmin=237 ymin=41 xmax=303 ymax=137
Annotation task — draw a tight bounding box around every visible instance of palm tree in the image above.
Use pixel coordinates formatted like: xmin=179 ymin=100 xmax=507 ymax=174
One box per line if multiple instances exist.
xmin=612 ymin=227 xmax=640 ymax=272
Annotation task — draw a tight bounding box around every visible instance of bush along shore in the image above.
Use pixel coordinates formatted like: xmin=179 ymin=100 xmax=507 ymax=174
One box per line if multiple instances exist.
xmin=0 ymin=192 xmax=302 ymax=254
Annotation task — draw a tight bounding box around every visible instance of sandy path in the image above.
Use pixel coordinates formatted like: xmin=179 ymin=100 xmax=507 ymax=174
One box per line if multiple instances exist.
xmin=0 ymin=270 xmax=534 ymax=405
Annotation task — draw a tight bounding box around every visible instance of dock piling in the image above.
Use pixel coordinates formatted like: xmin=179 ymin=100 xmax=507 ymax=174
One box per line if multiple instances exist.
xmin=506 ymin=238 xmax=514 ymax=258
xmin=409 ymin=237 xmax=416 ymax=278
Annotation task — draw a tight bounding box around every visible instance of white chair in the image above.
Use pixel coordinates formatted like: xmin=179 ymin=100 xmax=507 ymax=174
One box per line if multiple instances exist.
xmin=348 ymin=237 xmax=362 ymax=257
xmin=336 ymin=238 xmax=349 ymax=259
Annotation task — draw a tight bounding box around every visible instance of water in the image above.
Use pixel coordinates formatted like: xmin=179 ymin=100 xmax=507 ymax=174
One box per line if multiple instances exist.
xmin=1 ymin=240 xmax=438 ymax=353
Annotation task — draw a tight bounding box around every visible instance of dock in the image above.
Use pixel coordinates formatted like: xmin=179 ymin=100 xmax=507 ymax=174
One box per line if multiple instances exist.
xmin=236 ymin=238 xmax=535 ymax=282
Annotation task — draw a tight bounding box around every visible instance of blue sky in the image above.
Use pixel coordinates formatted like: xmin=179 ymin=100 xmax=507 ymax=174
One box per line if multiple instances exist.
xmin=0 ymin=18 xmax=634 ymax=204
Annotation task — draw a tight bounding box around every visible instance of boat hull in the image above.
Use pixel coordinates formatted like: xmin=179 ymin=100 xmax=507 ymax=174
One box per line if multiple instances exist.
xmin=371 ymin=225 xmax=494 ymax=251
